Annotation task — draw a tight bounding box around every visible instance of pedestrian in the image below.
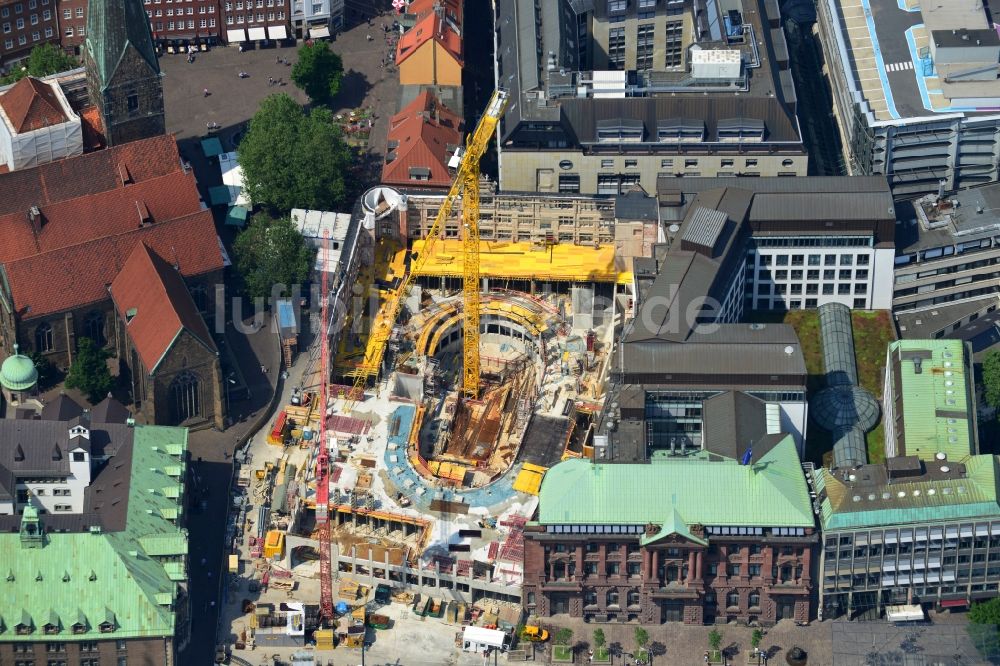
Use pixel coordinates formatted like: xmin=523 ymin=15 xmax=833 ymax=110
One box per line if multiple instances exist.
xmin=268 ymin=76 xmax=274 ymax=86
xmin=203 ymin=87 xmax=209 ymax=97
xmin=276 ymin=54 xmax=280 ymax=63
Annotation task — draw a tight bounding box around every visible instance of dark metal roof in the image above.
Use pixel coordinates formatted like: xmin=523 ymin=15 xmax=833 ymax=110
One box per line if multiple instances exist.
xmin=91 ymin=394 xmax=132 ymax=424
xmin=657 ymin=175 xmax=892 ymax=196
xmin=702 ymin=391 xmax=771 ymax=462
xmin=39 ymin=394 xmax=84 ymax=422
xmin=614 ymin=189 xmax=659 ymax=222
xmin=682 ymin=207 xmax=728 ymax=249
xmin=622 ymin=334 xmax=807 ymax=377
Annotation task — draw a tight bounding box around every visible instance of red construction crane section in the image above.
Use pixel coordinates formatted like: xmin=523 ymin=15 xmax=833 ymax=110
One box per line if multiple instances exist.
xmin=315 ymin=231 xmax=334 ymax=623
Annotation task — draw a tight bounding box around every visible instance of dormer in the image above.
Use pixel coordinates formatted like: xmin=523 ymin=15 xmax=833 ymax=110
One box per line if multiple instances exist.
xmin=69 ymin=423 xmax=90 ymax=441
xmin=98 ymin=609 xmax=116 ymax=633
xmin=14 ymin=611 xmax=33 ymax=635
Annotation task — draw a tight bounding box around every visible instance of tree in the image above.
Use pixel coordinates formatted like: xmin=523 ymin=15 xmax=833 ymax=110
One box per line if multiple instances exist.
xmin=751 ymin=629 xmax=764 ymax=653
xmin=291 ymin=41 xmax=344 ymax=104
xmin=237 ymin=94 xmax=352 ymax=212
xmin=28 ymin=351 xmax=59 ymax=390
xmin=1 ymin=43 xmax=79 ymax=84
xmin=983 ymin=350 xmax=1000 ymax=412
xmin=634 ymin=627 xmax=649 ymax=650
xmin=65 ymin=338 xmax=113 ymax=403
xmin=233 ymin=213 xmax=315 ymax=299
xmin=708 ymin=629 xmax=723 ymax=652
xmin=592 ymin=628 xmax=606 ymax=651
xmin=970 ymin=597 xmax=1000 ymax=626
xmin=554 ymin=628 xmax=573 ymax=646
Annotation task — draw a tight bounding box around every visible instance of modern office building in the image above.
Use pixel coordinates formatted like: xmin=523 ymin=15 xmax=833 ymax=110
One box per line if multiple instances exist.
xmin=816 ymin=0 xmax=1000 ymax=195
xmin=0 ymin=413 xmax=191 ymax=662
xmin=493 ymin=0 xmax=807 ymax=195
xmin=523 ymin=434 xmax=816 ymax=625
xmin=892 ymin=183 xmax=1000 ymax=345
xmin=658 ymin=176 xmax=896 ymax=312
xmin=813 ymin=339 xmax=1000 ymax=619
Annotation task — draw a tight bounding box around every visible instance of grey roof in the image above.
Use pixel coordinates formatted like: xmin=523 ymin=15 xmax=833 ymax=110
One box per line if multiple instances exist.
xmin=399 ymin=84 xmax=464 ymax=122
xmin=39 ymin=394 xmax=84 ymax=422
xmin=91 ymin=394 xmax=131 ymax=424
xmin=85 ymin=0 xmax=160 ymax=91
xmin=614 ymin=189 xmax=658 ymax=222
xmin=622 ymin=334 xmax=807 ymax=378
xmin=702 ymin=391 xmax=772 ymax=462
xmin=895 ymin=182 xmax=1000 ymax=254
xmin=625 ymin=251 xmax=722 ymax=343
xmin=747 ymin=192 xmax=895 ymax=223
xmin=558 ymin=96 xmax=800 ymax=144
xmin=657 ymin=175 xmax=892 ymax=197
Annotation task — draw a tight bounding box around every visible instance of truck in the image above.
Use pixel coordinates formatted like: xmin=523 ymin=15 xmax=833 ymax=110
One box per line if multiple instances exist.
xmin=462 ymin=626 xmax=508 ymax=654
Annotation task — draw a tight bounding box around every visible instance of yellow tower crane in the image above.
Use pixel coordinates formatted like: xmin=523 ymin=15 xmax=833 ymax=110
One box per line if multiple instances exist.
xmin=347 ymin=89 xmax=509 ymax=403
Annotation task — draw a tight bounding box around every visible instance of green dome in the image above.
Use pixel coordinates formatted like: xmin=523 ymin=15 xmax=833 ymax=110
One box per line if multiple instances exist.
xmin=1 ymin=346 xmax=38 ymax=391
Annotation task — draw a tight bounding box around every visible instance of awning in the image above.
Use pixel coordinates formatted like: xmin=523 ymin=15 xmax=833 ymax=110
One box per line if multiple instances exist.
xmin=201 ymin=137 xmax=224 ymax=157
xmin=247 ymin=26 xmax=266 ymax=40
xmin=226 ymin=205 xmax=249 ymax=227
xmin=941 ymin=599 xmax=968 ymax=608
xmin=267 ymin=24 xmax=287 ymax=40
xmin=226 ymin=28 xmax=246 ymax=42
xmin=308 ymin=25 xmax=330 ymax=39
xmin=886 ymin=604 xmax=923 ymax=622
xmin=209 ymin=185 xmax=233 ymax=206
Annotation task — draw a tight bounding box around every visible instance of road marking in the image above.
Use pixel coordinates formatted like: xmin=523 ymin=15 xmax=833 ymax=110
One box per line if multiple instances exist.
xmin=886 ymin=61 xmax=914 ymax=72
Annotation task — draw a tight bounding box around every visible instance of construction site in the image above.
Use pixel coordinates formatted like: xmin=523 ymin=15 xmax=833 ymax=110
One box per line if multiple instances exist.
xmin=217 ymin=91 xmax=642 ymax=661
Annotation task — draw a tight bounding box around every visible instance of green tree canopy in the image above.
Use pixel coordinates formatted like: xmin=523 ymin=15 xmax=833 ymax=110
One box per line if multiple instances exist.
xmin=291 ymin=41 xmax=344 ymax=104
xmin=971 ymin=597 xmax=1000 ymax=625
xmin=65 ymin=338 xmax=113 ymax=404
xmin=592 ymin=628 xmax=606 ymax=649
xmin=28 ymin=351 xmax=59 ymax=391
xmin=634 ymin=627 xmax=649 ymax=649
xmin=708 ymin=629 xmax=723 ymax=652
xmin=233 ymin=213 xmax=315 ymax=299
xmin=983 ymin=350 xmax=1000 ymax=412
xmin=237 ymin=94 xmax=352 ymax=212
xmin=553 ymin=628 xmax=573 ymax=646
xmin=1 ymin=43 xmax=79 ymax=84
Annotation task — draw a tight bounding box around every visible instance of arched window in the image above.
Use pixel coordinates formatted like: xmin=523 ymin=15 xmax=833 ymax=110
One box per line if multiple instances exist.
xmin=749 ymin=592 xmax=761 ymax=608
xmin=607 ymin=589 xmax=619 ymax=606
xmin=170 ymin=370 xmax=201 ymax=423
xmin=84 ymin=311 xmax=105 ymax=347
xmin=726 ymin=592 xmax=739 ymax=608
xmin=35 ymin=322 xmax=53 ymax=352
xmin=627 ymin=589 xmax=640 ymax=607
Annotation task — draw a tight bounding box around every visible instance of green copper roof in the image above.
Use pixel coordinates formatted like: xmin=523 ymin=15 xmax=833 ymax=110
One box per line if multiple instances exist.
xmin=0 ymin=425 xmax=188 ymax=641
xmin=640 ymin=506 xmax=708 ymax=546
xmin=887 ymin=339 xmax=975 ymax=461
xmin=85 ymin=0 xmax=160 ymax=90
xmin=538 ymin=435 xmax=814 ymax=528
xmin=813 ymin=455 xmax=1000 ymax=531
xmin=0 ymin=346 xmax=38 ymax=391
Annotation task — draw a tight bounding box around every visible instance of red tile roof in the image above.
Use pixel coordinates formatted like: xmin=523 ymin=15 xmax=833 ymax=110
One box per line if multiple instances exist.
xmin=382 ymin=91 xmax=463 ymax=189
xmin=0 ymin=77 xmax=69 ymax=133
xmin=4 ymin=210 xmax=224 ymax=319
xmin=109 ymin=242 xmax=218 ymax=373
xmin=406 ymin=0 xmax=462 ymax=25
xmin=0 ymin=170 xmax=203 ymax=265
xmin=79 ymin=105 xmax=106 ymax=151
xmin=396 ymin=12 xmax=463 ymax=67
xmin=0 ymin=134 xmax=182 ymax=217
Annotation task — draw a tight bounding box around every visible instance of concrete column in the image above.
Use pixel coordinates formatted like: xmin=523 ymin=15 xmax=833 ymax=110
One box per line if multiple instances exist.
xmin=652 ymin=550 xmax=660 ymax=585
xmin=800 ymin=544 xmax=812 ymax=584
xmin=687 ymin=551 xmax=696 ymax=584
xmin=696 ymin=551 xmax=703 ymax=581
xmin=642 ymin=549 xmax=651 ymax=582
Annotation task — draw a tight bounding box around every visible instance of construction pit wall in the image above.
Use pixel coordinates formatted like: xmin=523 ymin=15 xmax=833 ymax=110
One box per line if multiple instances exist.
xmin=279 ymin=520 xmax=524 ymax=607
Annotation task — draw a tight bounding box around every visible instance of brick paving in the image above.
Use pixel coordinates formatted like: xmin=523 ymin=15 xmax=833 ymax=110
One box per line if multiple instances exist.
xmin=525 ymin=617 xmax=834 ymax=666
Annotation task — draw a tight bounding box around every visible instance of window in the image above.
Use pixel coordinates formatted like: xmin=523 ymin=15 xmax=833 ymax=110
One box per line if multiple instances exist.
xmin=35 ymin=322 xmax=53 ymax=352
xmin=2 ymin=21 xmax=8 ymax=31
xmin=854 ymin=283 xmax=867 ymax=295
xmin=748 ymin=592 xmax=761 ymax=608
xmin=41 ymin=8 xmax=48 ymax=18
xmin=606 ymin=562 xmax=620 ymax=576
xmin=607 ymin=590 xmax=620 ymax=606
xmin=43 ymin=25 xmax=50 ymax=36
xmin=839 ymin=269 xmax=851 ymax=280
xmin=776 ymin=254 xmax=789 ymax=266
xmin=608 ymin=26 xmax=625 ymax=68
xmin=624 ymin=159 xmax=637 ymax=169
xmin=31 ymin=29 xmax=38 ymax=40
xmin=838 ymin=284 xmax=851 ymax=295
xmin=1 ymin=7 xmax=8 ymax=16
xmin=608 ymin=0 xmax=627 ymax=12
xmin=721 ymin=159 xmax=734 ymax=168
xmin=825 ymin=254 xmax=837 ymax=266
xmin=558 ymin=174 xmax=580 ymax=194
xmin=840 ymin=254 xmax=853 ymax=266
xmin=728 ymin=564 xmax=740 ymax=576
xmin=46 ymin=643 xmax=65 ymax=651
xmin=745 ymin=159 xmax=758 ymax=167
xmin=54 ymin=504 xmax=71 ymax=511
xmin=30 ymin=13 xmax=37 ymax=24
xmin=636 ymin=23 xmax=655 ymax=69
xmin=855 ymin=269 xmax=868 ymax=280
xmin=808 ymin=254 xmax=821 ymax=266
xmin=127 ymin=94 xmax=138 ymax=112
xmin=749 ymin=564 xmax=762 ymax=576
xmin=823 ymin=284 xmax=834 ymax=295
xmin=807 ymin=270 xmax=819 ymax=280
xmin=16 ymin=17 xmax=24 ymax=27
xmin=726 ymin=592 xmax=739 ymax=608
xmin=857 ymin=254 xmax=870 ymax=266
xmin=75 ymin=6 xmax=82 ymax=16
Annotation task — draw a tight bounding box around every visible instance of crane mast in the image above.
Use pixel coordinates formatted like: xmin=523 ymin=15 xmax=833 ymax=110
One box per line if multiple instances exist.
xmin=315 ymin=231 xmax=334 ymax=622
xmin=348 ymin=89 xmax=509 ymax=403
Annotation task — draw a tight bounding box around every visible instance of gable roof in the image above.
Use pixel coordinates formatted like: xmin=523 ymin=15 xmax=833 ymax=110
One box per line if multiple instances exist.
xmin=396 ymin=12 xmax=463 ymax=67
xmin=0 ymin=134 xmax=183 ymax=218
xmin=0 ymin=77 xmax=70 ymax=133
xmin=3 ymin=209 xmax=223 ymax=319
xmin=39 ymin=394 xmax=85 ymax=422
xmin=382 ymin=91 xmax=462 ymax=188
xmin=91 ymin=394 xmax=131 ymax=424
xmin=0 ymin=169 xmax=202 ymax=267
xmin=109 ymin=243 xmax=217 ymax=373
xmin=640 ymin=506 xmax=708 ymax=547
xmin=537 ymin=435 xmax=814 ymax=528
xmin=84 ymin=0 xmax=160 ymax=90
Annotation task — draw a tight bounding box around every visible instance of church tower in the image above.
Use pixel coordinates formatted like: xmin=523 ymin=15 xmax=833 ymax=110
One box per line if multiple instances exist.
xmin=83 ymin=0 xmax=164 ymax=146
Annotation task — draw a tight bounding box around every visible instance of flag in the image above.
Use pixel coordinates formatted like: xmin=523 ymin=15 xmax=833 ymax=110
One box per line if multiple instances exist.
xmin=741 ymin=446 xmax=752 ymax=465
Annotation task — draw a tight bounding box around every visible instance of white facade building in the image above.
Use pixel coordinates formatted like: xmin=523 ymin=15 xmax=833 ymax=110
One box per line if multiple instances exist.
xmin=0 ymin=75 xmax=83 ymax=173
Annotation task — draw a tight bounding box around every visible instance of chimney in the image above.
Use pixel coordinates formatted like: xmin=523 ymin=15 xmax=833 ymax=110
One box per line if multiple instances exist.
xmin=27 ymin=205 xmax=42 ymax=233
